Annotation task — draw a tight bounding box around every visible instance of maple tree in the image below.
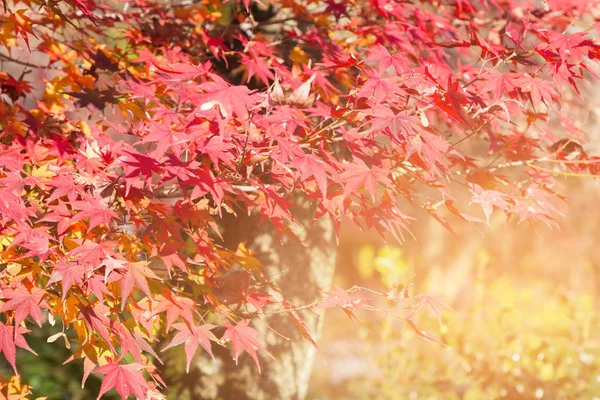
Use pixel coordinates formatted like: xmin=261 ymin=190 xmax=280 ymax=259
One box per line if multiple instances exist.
xmin=1 ymin=0 xmax=600 ymax=398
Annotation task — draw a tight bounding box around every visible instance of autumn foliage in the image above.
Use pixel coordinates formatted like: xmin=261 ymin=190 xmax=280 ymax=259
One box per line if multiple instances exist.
xmin=1 ymin=0 xmax=600 ymax=398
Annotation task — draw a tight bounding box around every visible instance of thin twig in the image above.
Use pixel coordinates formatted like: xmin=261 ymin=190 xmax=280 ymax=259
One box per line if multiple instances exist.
xmin=0 ymin=53 xmax=58 ymax=70
xmin=528 ymin=164 xmax=600 ymax=178
xmin=450 ymin=120 xmax=489 ymax=147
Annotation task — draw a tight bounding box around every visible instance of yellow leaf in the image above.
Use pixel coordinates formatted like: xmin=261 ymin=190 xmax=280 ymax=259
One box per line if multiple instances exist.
xmin=31 ymin=164 xmax=55 ymax=180
xmin=235 ymin=242 xmax=262 ymax=272
xmin=6 ymin=263 xmax=21 ymax=276
xmin=290 ymin=46 xmax=309 ymax=64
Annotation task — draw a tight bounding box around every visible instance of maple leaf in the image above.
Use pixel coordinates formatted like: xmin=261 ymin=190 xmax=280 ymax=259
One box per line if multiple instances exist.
xmin=366 ymin=44 xmax=406 ymax=74
xmin=318 ymin=53 xmax=364 ymax=70
xmin=122 ymin=79 xmax=156 ymax=104
xmin=47 ymin=260 xmax=87 ymax=300
xmin=39 ymin=201 xmax=74 ymax=236
xmin=0 ymin=187 xmax=28 ymax=226
xmin=90 ymin=50 xmax=119 ymax=72
xmin=538 ymin=31 xmax=591 ymax=64
xmin=9 ymin=10 xmax=37 ymax=51
xmin=99 ymin=257 xmax=127 ymax=282
xmin=425 ymin=204 xmax=456 ymax=234
xmin=0 ymin=323 xmax=36 ymax=374
xmin=469 ymin=184 xmax=511 ymax=224
xmin=404 ymin=311 xmax=448 ymax=347
xmin=9 ymin=226 xmax=52 ymax=260
xmin=119 ymin=261 xmax=161 ymax=309
xmin=367 ymin=105 xmax=417 ymax=141
xmin=139 ymin=119 xmax=194 ymax=159
xmin=215 ymin=272 xmax=273 ymax=313
xmin=240 ymin=53 xmax=275 ymax=86
xmin=79 ymin=303 xmax=116 ymax=352
xmin=63 ymin=343 xmax=99 ymax=388
xmin=152 ymin=60 xmax=212 ymax=81
xmin=117 ymin=324 xmax=162 ymax=364
xmin=414 ymin=292 xmax=453 ymax=326
xmin=339 ymin=159 xmax=389 ymax=201
xmin=94 ymin=360 xmax=148 ymax=400
xmin=520 ymin=75 xmax=558 ymax=107
xmin=129 ymin=299 xmax=160 ymax=339
xmin=283 ymin=302 xmax=319 ymax=349
xmin=478 ymin=69 xmax=522 ymax=101
xmin=221 ymin=320 xmax=271 ymax=373
xmin=153 ymin=291 xmax=197 ymax=331
xmin=198 ymin=78 xmax=256 ymax=120
xmin=68 ymin=87 xmax=117 ymax=109
xmin=161 ymin=322 xmax=217 ymax=373
xmin=120 ymin=151 xmax=164 ymax=192
xmin=69 ymin=239 xmax=116 ymax=265
xmin=427 ymin=71 xmax=472 ymax=127
xmin=269 ymin=75 xmax=318 ymax=108
xmin=160 ymin=253 xmax=188 ymax=276
xmin=0 ymin=286 xmax=49 ymax=327
xmin=84 ymin=274 xmax=111 ymax=303
xmin=245 ymin=293 xmax=274 ymax=314
xmin=316 ymin=286 xmax=369 ymax=320
xmin=357 ymin=69 xmax=399 ymax=102
xmin=70 ymin=0 xmax=97 ymax=23
xmin=179 ymin=167 xmax=225 ymax=205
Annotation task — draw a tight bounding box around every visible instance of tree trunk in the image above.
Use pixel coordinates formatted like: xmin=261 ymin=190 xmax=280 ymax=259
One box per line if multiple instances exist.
xmin=163 ymin=199 xmax=337 ymax=400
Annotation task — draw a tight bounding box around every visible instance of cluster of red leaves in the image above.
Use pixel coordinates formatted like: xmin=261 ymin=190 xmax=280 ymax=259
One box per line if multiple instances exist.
xmin=2 ymin=0 xmax=600 ymax=398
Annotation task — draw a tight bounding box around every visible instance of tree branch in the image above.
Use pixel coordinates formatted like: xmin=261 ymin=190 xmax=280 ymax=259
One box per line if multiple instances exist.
xmin=0 ymin=53 xmax=58 ymax=70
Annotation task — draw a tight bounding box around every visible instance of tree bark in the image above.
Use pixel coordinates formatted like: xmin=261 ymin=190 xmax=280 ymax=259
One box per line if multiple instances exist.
xmin=163 ymin=198 xmax=337 ymax=400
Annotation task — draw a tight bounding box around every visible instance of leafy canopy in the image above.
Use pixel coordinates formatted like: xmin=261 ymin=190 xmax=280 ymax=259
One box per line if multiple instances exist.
xmin=1 ymin=0 xmax=600 ymax=398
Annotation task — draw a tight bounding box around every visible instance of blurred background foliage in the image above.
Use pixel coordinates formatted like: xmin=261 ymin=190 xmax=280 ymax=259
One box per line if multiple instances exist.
xmin=0 ymin=326 xmax=107 ymax=399
xmin=309 ymin=178 xmax=600 ymax=400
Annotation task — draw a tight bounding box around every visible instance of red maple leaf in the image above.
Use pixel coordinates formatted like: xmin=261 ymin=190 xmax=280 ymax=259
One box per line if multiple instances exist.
xmin=70 ymin=0 xmax=97 ymax=23
xmin=427 ymin=71 xmax=472 ymax=127
xmin=84 ymin=274 xmax=111 ymax=303
xmin=38 ymin=201 xmax=74 ymax=236
xmin=47 ymin=260 xmax=87 ymax=300
xmin=153 ymin=291 xmax=197 ymax=331
xmin=298 ymin=154 xmax=337 ymax=200
xmin=316 ymin=286 xmax=369 ymax=320
xmin=117 ymin=323 xmax=162 ymax=365
xmin=283 ymin=302 xmax=319 ymax=349
xmin=94 ymin=359 xmax=149 ymax=400
xmin=469 ymin=184 xmax=511 ymax=224
xmin=215 ymin=272 xmax=274 ymax=313
xmin=198 ymin=78 xmax=256 ymax=120
xmin=119 ymin=261 xmax=161 ymax=309
xmin=538 ymin=31 xmax=591 ymax=64
xmin=414 ymin=292 xmax=453 ymax=326
xmin=221 ymin=319 xmax=271 ymax=373
xmin=404 ymin=311 xmax=448 ymax=347
xmin=0 ymin=285 xmax=49 ymax=327
xmin=339 ymin=159 xmax=389 ymax=201
xmin=520 ymin=75 xmax=558 ymax=107
xmin=161 ymin=322 xmax=217 ymax=373
xmin=478 ymin=69 xmax=522 ymax=101
xmin=0 ymin=322 xmax=36 ymax=374
xmin=70 ymin=196 xmax=118 ymax=232
xmin=240 ymin=52 xmax=275 ymax=86
xmin=152 ymin=60 xmax=212 ymax=81
xmin=357 ymin=69 xmax=399 ymax=102
xmin=366 ymin=44 xmax=407 ymax=74
xmin=69 ymin=239 xmax=116 ymax=265
xmin=367 ymin=106 xmax=417 ymax=140
xmin=79 ymin=303 xmax=116 ymax=352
